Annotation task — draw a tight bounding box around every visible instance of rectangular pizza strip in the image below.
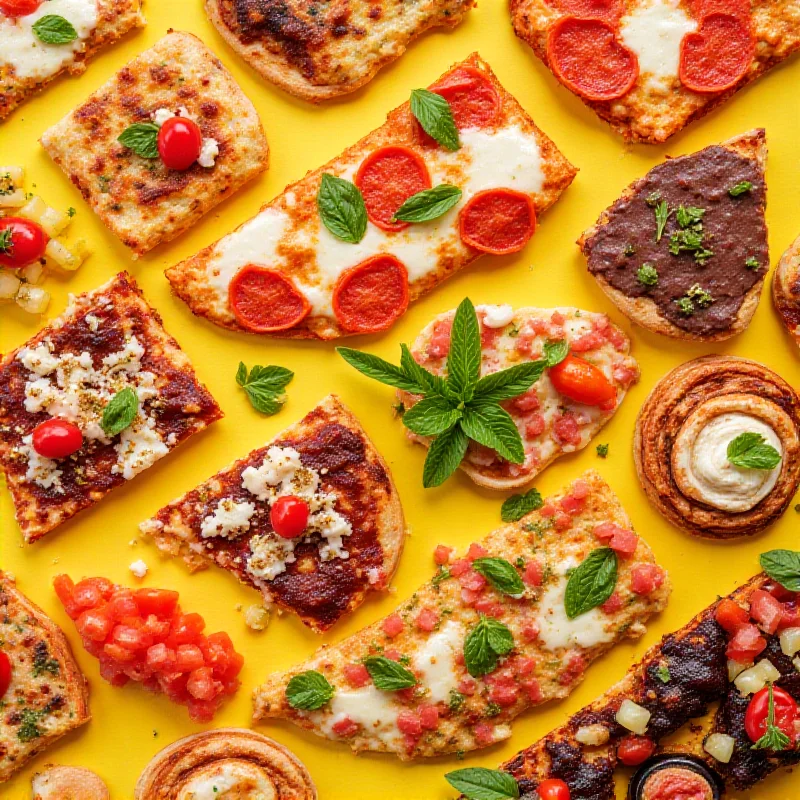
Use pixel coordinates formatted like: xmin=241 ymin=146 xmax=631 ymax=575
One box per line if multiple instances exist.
xmin=0 ymin=272 xmax=222 ymax=543
xmin=165 ymin=53 xmax=578 ymax=340
xmin=252 ymin=470 xmax=669 ymax=760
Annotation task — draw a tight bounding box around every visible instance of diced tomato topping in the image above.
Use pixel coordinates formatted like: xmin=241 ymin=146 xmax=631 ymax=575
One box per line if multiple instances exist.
xmin=461 ymin=588 xmax=482 ymax=606
xmin=467 ymin=543 xmax=489 ymax=561
xmin=73 ymin=579 xmax=106 ymax=610
xmin=726 ymin=623 xmax=767 ymax=663
xmin=521 ymin=677 xmax=544 ymax=703
xmin=511 ymin=655 xmax=536 ymax=676
xmin=76 ymin=608 xmax=114 ymax=642
xmin=134 ymin=588 xmax=179 ymax=618
xmin=187 ymin=666 xmax=218 ymax=701
xmin=525 ymin=413 xmax=547 ymax=438
xmin=474 ymin=597 xmax=504 ymax=618
xmin=427 ymin=318 xmax=453 ymax=359
xmin=553 ymin=413 xmax=582 ymax=447
xmin=609 ymin=528 xmax=638 ymax=558
xmin=521 ymin=622 xmax=540 ymax=642
xmin=146 ymin=643 xmax=177 ymax=671
xmin=523 ymin=560 xmax=543 ymax=587
xmin=778 ymin=605 xmax=800 ymax=632
xmin=489 ymin=681 xmax=519 ymax=708
xmin=450 ymin=558 xmax=471 ymax=577
xmin=617 ymin=735 xmax=656 ymax=766
xmin=512 ymin=387 xmax=541 ymax=412
xmin=458 ymin=570 xmax=487 ymax=593
xmin=554 ymin=511 xmax=572 ymax=532
xmin=749 ymin=589 xmax=785 ymax=635
xmin=559 ymin=653 xmax=586 ymax=685
xmin=434 ymin=545 xmax=453 ymax=566
xmin=175 ymin=644 xmax=205 ymax=672
xmin=459 ymin=677 xmax=477 ymax=695
xmin=419 ymin=704 xmax=440 ymax=730
xmin=571 ymin=330 xmax=606 ymax=353
xmin=332 ymin=716 xmax=360 ymax=737
xmin=474 ymin=722 xmax=496 ymax=745
xmin=593 ymin=522 xmax=616 ymax=542
xmin=559 ymin=494 xmax=585 ymax=515
xmin=600 ymin=592 xmax=624 ymax=614
xmin=382 ymin=613 xmax=404 ymax=639
xmin=571 ymin=479 xmax=590 ymax=499
xmin=384 ymin=648 xmax=402 ymax=662
xmin=540 ymin=503 xmax=556 ymax=518
xmin=480 ymin=319 xmax=502 ymax=349
xmin=630 ymin=564 xmax=665 ymax=595
xmin=108 ymin=592 xmax=139 ymax=621
xmin=344 ymin=663 xmax=371 ymax=688
xmin=612 ymin=362 xmax=638 ymax=388
xmin=397 ymin=710 xmax=423 ymax=736
xmin=415 ymin=607 xmax=440 ymax=632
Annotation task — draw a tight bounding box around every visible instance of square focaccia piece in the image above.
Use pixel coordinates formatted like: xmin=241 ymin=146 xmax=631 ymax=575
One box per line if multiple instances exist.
xmin=0 ymin=272 xmax=223 ymax=543
xmin=40 ymin=31 xmax=269 ymax=258
xmin=140 ymin=395 xmax=405 ymax=633
xmin=0 ymin=0 xmax=145 ymax=122
xmin=510 ymin=0 xmax=800 ymax=144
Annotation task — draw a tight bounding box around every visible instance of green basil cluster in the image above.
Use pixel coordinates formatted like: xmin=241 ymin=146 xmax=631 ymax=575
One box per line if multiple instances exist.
xmin=236 ymin=362 xmax=294 ymax=415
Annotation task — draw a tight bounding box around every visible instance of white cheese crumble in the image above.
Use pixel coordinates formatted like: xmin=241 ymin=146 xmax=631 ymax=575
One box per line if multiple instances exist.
xmin=480 ymin=304 xmax=515 ymax=328
xmin=84 ymin=314 xmax=100 ymax=331
xmin=198 ymin=138 xmax=220 ymax=168
xmin=200 ymin=498 xmax=257 ymax=539
xmin=129 ymin=559 xmax=148 ymax=579
xmin=247 ymin=534 xmax=297 ymax=581
xmin=15 ymin=434 xmax=63 ymax=492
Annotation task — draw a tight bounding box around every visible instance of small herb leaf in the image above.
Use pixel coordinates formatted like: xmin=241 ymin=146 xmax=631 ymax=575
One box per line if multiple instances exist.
xmin=237 ymin=363 xmax=293 ymax=415
xmin=337 ymin=347 xmax=425 ymax=394
xmin=400 ymin=343 xmax=450 ymax=398
xmin=101 ymin=387 xmax=139 ymax=436
xmin=317 ymin=173 xmax=367 ymax=244
xmin=655 ymin=200 xmax=672 ymax=241
xmin=410 ymin=89 xmax=460 ymax=151
xmin=564 ymin=548 xmax=618 ymax=619
xmin=463 ymin=615 xmax=515 ymax=678
xmin=363 ymin=656 xmax=417 ymax=691
xmin=752 ymin=684 xmax=791 ymax=752
xmin=729 ymin=181 xmax=753 ymax=198
xmin=445 ymin=768 xmax=520 ymax=800
xmin=32 ymin=14 xmax=78 ymax=44
xmin=447 ymin=298 xmax=481 ymax=401
xmin=472 ymin=557 xmax=525 ymax=596
xmin=461 ymin=404 xmax=524 ymax=464
xmin=285 ymin=670 xmax=335 ymax=710
xmin=118 ymin=123 xmax=160 ymax=159
xmin=501 ymin=488 xmax=543 ymax=522
xmin=543 ymin=340 xmax=569 ymax=367
xmin=472 ymin=361 xmax=546 ymax=404
xmin=402 ymin=396 xmax=461 ymax=437
xmin=393 ymin=184 xmax=462 ymax=223
xmin=760 ymin=550 xmax=800 ymax=592
xmin=422 ymin=423 xmax=468 ymax=488
xmin=727 ymin=432 xmax=782 ymax=470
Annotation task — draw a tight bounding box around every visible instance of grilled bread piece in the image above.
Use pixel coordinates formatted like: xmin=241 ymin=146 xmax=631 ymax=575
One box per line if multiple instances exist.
xmin=773 ymin=233 xmax=800 ymax=347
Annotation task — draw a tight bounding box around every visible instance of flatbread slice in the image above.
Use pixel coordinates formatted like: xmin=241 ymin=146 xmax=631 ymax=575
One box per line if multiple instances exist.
xmin=165 ymin=54 xmax=577 ymax=340
xmin=40 ymin=31 xmax=269 ymax=258
xmin=773 ymin=233 xmax=800 ymax=347
xmin=0 ymin=272 xmax=223 ymax=543
xmin=0 ymin=571 xmax=90 ymax=784
xmin=205 ymin=0 xmax=474 ymax=102
xmin=510 ymin=0 xmax=800 ymax=144
xmin=140 ymin=395 xmax=405 ymax=633
xmin=0 ymin=0 xmax=145 ymax=122
xmin=580 ymin=130 xmax=768 ymax=342
xmin=399 ymin=304 xmax=639 ymax=490
xmin=253 ymin=471 xmax=670 ymax=759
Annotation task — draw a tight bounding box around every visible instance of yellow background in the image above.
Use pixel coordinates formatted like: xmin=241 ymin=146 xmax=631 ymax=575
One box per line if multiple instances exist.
xmin=2 ymin=1 xmax=800 ymax=797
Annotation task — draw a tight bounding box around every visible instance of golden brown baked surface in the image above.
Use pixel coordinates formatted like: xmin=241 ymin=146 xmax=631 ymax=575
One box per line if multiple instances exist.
xmin=773 ymin=233 xmax=800 ymax=347
xmin=31 ymin=766 xmax=109 ymax=800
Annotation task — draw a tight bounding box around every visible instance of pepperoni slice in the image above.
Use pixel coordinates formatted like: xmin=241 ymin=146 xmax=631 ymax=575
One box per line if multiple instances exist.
xmin=547 ymin=17 xmax=639 ymax=102
xmin=549 ymin=0 xmax=624 ymax=25
xmin=333 ymin=255 xmax=409 ymax=333
xmin=229 ymin=266 xmax=310 ymax=333
xmin=688 ymin=0 xmax=751 ymax=22
xmin=459 ymin=189 xmax=536 ymax=255
xmin=680 ymin=14 xmax=753 ymax=93
xmin=355 ymin=146 xmax=431 ymax=232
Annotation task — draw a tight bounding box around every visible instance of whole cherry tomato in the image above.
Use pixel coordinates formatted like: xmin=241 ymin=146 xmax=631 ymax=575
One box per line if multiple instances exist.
xmin=0 ymin=217 xmax=48 ymax=269
xmin=270 ymin=496 xmax=310 ymax=539
xmin=0 ymin=651 xmax=11 ymax=698
xmin=157 ymin=117 xmax=202 ymax=171
xmin=548 ymin=353 xmax=617 ymax=407
xmin=32 ymin=418 xmax=83 ymax=459
xmin=744 ymin=685 xmax=797 ymax=744
xmin=537 ymin=778 xmax=570 ymax=800
xmin=0 ymin=0 xmax=43 ymax=16
xmin=616 ymin=734 xmax=656 ymax=766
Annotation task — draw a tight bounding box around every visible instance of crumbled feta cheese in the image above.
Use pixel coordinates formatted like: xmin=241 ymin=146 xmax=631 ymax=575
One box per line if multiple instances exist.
xmin=129 ymin=559 xmax=148 ymax=579
xmin=16 ymin=434 xmax=63 ymax=492
xmin=242 ymin=446 xmax=308 ymax=500
xmin=152 ymin=107 xmax=175 ymax=126
xmin=112 ymin=415 xmax=169 ymax=480
xmin=85 ymin=314 xmax=100 ymax=331
xmin=198 ymin=138 xmax=219 ymax=168
xmin=244 ymin=604 xmax=270 ymax=631
xmin=367 ymin=568 xmax=382 ymax=585
xmin=201 ymin=498 xmax=256 ymax=539
xmin=247 ymin=534 xmax=296 ymax=581
xmin=480 ymin=304 xmax=515 ymax=328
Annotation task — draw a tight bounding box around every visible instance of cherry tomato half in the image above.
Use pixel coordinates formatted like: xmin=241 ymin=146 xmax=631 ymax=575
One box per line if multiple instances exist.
xmin=0 ymin=216 xmax=48 ymax=269
xmin=548 ymin=353 xmax=617 ymax=407
xmin=270 ymin=496 xmax=310 ymax=539
xmin=616 ymin=734 xmax=656 ymax=766
xmin=744 ymin=685 xmax=797 ymax=744
xmin=537 ymin=778 xmax=571 ymax=800
xmin=32 ymin=418 xmax=83 ymax=459
xmin=157 ymin=117 xmax=202 ymax=171
xmin=0 ymin=651 xmax=11 ymax=698
xmin=0 ymin=0 xmax=43 ymax=16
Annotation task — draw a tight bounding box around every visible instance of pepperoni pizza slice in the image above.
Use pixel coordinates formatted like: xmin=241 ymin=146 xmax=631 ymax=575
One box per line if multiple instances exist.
xmin=0 ymin=571 xmax=90 ymax=784
xmin=139 ymin=395 xmax=405 ymax=633
xmin=165 ymin=54 xmax=577 ymax=340
xmin=511 ymin=0 xmax=800 ymax=143
xmin=0 ymin=272 xmax=222 ymax=543
xmin=252 ymin=471 xmax=669 ymax=759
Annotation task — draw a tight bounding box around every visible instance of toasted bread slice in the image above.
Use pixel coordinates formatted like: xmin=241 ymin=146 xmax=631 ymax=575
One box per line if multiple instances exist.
xmin=773 ymin=233 xmax=800 ymax=347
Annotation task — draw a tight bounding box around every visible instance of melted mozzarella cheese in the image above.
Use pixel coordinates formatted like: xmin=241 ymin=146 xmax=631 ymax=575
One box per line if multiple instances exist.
xmin=319 ymin=685 xmax=400 ymax=746
xmin=619 ymin=0 xmax=697 ymax=89
xmin=412 ymin=620 xmax=463 ymax=703
xmin=0 ymin=0 xmax=98 ymax=81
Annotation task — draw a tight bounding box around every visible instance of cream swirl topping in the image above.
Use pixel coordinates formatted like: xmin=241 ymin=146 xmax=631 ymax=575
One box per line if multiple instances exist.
xmin=177 ymin=759 xmax=277 ymax=800
xmin=673 ymin=412 xmax=782 ymax=513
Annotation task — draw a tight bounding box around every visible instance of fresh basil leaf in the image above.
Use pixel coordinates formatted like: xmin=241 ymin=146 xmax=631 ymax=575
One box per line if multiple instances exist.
xmin=237 ymin=362 xmax=293 ymax=415
xmin=117 ymin=123 xmax=160 ymax=159
xmin=400 ymin=343 xmax=450 ymax=399
xmin=727 ymin=432 xmax=782 ymax=470
xmin=285 ymin=670 xmax=335 ymax=710
xmin=337 ymin=347 xmax=425 ymax=394
xmin=447 ymin=298 xmax=481 ymax=402
xmin=317 ymin=173 xmax=367 ymax=244
xmin=32 ymin=14 xmax=78 ymax=45
xmin=236 ymin=361 xmax=248 ymax=386
xmin=101 ymin=387 xmax=139 ymax=436
xmin=760 ymin=550 xmax=800 ymax=592
xmin=543 ymin=340 xmax=569 ymax=367
xmin=473 ymin=557 xmax=525 ymax=597
xmin=422 ymin=423 xmax=468 ymax=488
xmin=410 ymin=89 xmax=460 ymax=152
xmin=564 ymin=548 xmax=618 ymax=620
xmin=363 ymin=656 xmax=417 ymax=691
xmin=472 ymin=361 xmax=547 ymax=403
xmin=461 ymin=404 xmax=524 ymax=464
xmin=654 ymin=200 xmax=672 ymax=242
xmin=247 ymin=364 xmax=294 ymax=389
xmin=501 ymin=488 xmax=543 ymax=522
xmin=393 ymin=184 xmax=462 ymax=223
xmin=464 ymin=616 xmax=514 ymax=677
xmin=729 ymin=181 xmax=753 ymax=198
xmin=402 ymin=396 xmax=461 ymax=437
xmin=445 ymin=768 xmax=520 ymax=800
xmin=486 ymin=619 xmax=514 ymax=655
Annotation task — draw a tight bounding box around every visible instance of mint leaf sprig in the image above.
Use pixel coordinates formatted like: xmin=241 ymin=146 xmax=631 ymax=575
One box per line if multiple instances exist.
xmin=337 ymin=298 xmax=566 ymax=488
xmin=752 ymin=683 xmax=791 ymax=752
xmin=236 ymin=362 xmax=293 ymax=415
xmin=727 ymin=432 xmax=782 ymax=470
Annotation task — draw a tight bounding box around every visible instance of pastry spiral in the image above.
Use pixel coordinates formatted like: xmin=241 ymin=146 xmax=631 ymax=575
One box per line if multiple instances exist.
xmin=634 ymin=356 xmax=800 ymax=539
xmin=134 ymin=729 xmax=317 ymax=800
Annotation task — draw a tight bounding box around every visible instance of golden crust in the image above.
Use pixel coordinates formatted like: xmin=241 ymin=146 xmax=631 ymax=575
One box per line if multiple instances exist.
xmin=772 ymin=233 xmax=800 ymax=346
xmin=0 ymin=0 xmax=145 ymax=123
xmin=0 ymin=572 xmax=90 ymax=785
xmin=510 ymin=0 xmax=800 ymax=144
xmin=579 ymin=130 xmax=768 ymax=342
xmin=0 ymin=272 xmax=223 ymax=543
xmin=40 ymin=31 xmax=269 ymax=258
xmin=165 ymin=53 xmax=578 ymax=339
xmin=31 ymin=766 xmax=109 ymax=800
xmin=253 ymin=471 xmax=670 ymax=759
xmin=134 ymin=728 xmax=316 ymax=800
xmin=205 ymin=0 xmax=474 ymax=102
xmin=141 ymin=395 xmax=405 ymax=632
xmin=634 ymin=355 xmax=800 ymax=539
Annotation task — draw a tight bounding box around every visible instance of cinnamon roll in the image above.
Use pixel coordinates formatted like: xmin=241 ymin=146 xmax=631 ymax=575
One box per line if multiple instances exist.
xmin=134 ymin=729 xmax=316 ymax=800
xmin=634 ymin=356 xmax=800 ymax=539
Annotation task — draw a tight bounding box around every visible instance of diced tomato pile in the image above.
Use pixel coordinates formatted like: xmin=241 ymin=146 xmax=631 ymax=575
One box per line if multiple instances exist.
xmin=54 ymin=575 xmax=243 ymax=721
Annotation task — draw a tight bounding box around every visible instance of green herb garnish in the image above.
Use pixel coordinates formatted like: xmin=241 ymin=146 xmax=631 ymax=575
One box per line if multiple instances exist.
xmin=463 ymin=615 xmax=514 ymax=678
xmin=117 ymin=122 xmax=160 ymax=159
xmin=636 ymin=263 xmax=658 ymax=287
xmin=445 ymin=768 xmax=519 ymax=800
xmin=501 ymin=488 xmax=543 ymax=522
xmin=363 ymin=656 xmax=417 ymax=691
xmin=316 ymin=173 xmax=367 ymax=244
xmin=596 ymin=443 xmax=609 ymax=458
xmin=472 ymin=557 xmax=525 ymax=597
xmin=32 ymin=15 xmax=78 ymax=44
xmin=393 ymin=184 xmax=462 ymax=223
xmin=729 ymin=181 xmax=753 ymax=198
xmin=727 ymin=432 xmax=781 ymax=470
xmin=236 ymin=362 xmax=293 ymax=415
xmin=285 ymin=670 xmax=335 ymax=710
xmin=410 ymin=89 xmax=460 ymax=151
xmin=564 ymin=548 xmax=618 ymax=619
xmin=101 ymin=387 xmax=138 ymax=436
xmin=760 ymin=550 xmax=800 ymax=592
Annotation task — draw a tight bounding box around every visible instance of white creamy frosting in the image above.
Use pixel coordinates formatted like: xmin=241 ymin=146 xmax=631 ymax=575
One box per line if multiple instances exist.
xmin=177 ymin=761 xmax=277 ymax=800
xmin=674 ymin=412 xmax=783 ymax=513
